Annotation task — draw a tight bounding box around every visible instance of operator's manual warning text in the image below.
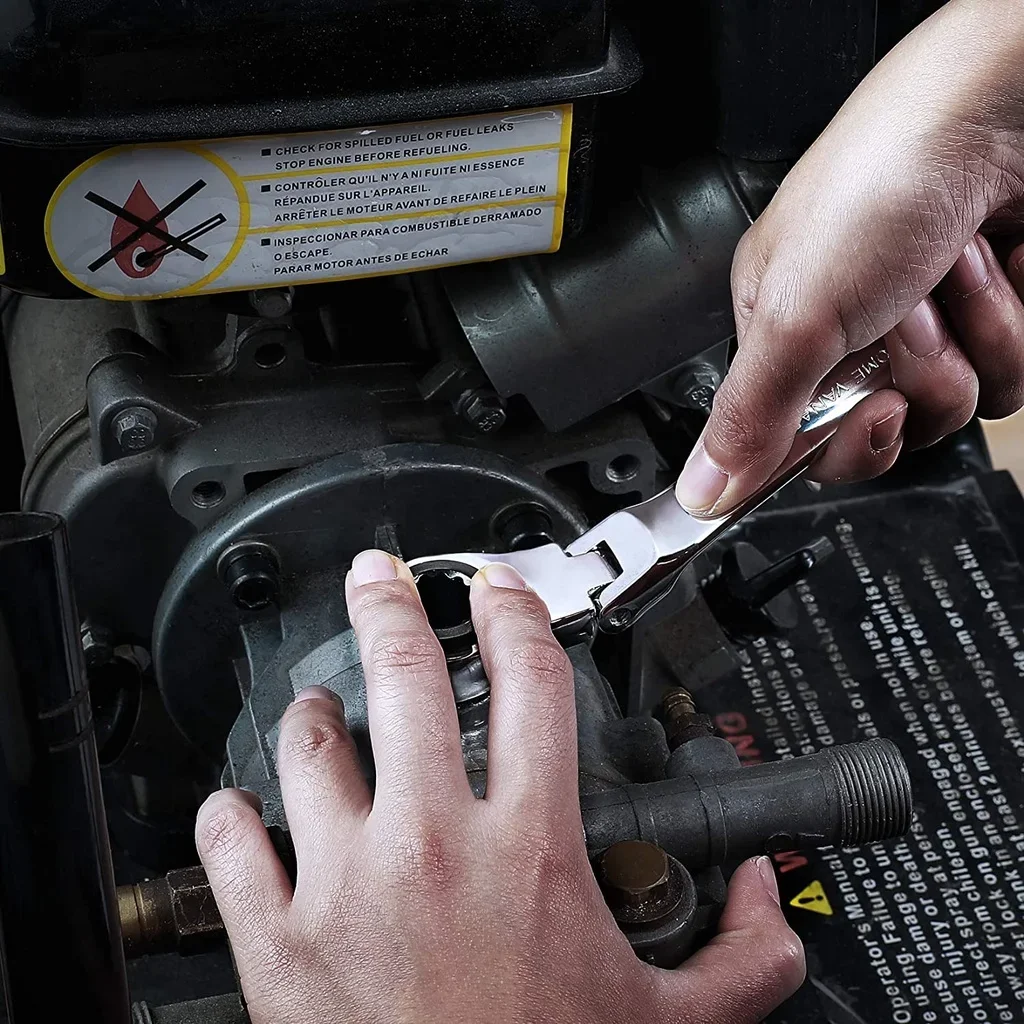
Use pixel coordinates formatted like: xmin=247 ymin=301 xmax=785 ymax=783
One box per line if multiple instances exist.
xmin=44 ymin=107 xmax=572 ymax=300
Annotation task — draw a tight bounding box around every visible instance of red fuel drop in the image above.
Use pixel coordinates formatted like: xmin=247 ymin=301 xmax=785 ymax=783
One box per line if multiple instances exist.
xmin=112 ymin=181 xmax=167 ymax=278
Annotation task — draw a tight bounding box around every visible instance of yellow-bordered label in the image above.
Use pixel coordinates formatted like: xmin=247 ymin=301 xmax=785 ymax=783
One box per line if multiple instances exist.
xmin=44 ymin=105 xmax=573 ymax=301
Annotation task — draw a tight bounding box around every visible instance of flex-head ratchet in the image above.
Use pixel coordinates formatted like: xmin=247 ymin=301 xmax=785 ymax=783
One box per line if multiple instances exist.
xmin=408 ymin=338 xmax=894 ymax=634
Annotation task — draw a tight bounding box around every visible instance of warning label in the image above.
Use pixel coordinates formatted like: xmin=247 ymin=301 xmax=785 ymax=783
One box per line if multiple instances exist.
xmin=44 ymin=106 xmax=572 ymax=300
xmin=699 ymin=477 xmax=1024 ymax=1024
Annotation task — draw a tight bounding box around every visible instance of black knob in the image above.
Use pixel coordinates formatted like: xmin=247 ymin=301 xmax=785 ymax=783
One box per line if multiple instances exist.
xmin=703 ymin=536 xmax=834 ymax=642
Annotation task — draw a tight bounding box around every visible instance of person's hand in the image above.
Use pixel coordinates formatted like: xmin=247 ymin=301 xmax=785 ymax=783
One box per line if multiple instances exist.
xmin=677 ymin=0 xmax=1024 ymax=516
xmin=195 ymin=550 xmax=805 ymax=1024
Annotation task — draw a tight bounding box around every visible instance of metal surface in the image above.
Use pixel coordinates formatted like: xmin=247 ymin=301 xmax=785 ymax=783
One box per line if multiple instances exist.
xmin=581 ymin=738 xmax=914 ymax=868
xmin=410 ymin=339 xmax=894 ymax=632
xmin=154 ymin=444 xmax=591 ymax=760
xmin=443 ymin=157 xmax=764 ymax=431
xmin=119 ymin=867 xmax=225 ymax=958
xmin=0 ymin=512 xmax=130 ymax=1023
xmin=598 ymin=840 xmax=673 ymax=914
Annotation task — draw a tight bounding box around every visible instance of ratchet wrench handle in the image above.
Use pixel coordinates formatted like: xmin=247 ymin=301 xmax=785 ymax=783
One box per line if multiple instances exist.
xmin=718 ymin=336 xmax=895 ymax=520
xmin=572 ymin=337 xmax=897 ymax=631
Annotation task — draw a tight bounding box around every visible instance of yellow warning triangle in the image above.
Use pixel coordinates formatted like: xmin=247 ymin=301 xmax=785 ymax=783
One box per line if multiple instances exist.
xmin=789 ymin=880 xmax=834 ymax=916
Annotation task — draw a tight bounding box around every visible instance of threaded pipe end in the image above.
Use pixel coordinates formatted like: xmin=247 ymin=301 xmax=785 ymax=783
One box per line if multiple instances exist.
xmin=825 ymin=739 xmax=913 ymax=847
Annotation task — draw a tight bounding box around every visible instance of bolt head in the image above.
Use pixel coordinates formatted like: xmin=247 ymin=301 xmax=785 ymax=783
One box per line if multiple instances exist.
xmin=460 ymin=390 xmax=507 ymax=433
xmin=599 ymin=841 xmax=673 ymax=914
xmin=250 ymin=288 xmax=294 ymax=319
xmin=114 ymin=407 xmax=158 ymax=452
xmin=673 ymin=366 xmax=721 ymax=412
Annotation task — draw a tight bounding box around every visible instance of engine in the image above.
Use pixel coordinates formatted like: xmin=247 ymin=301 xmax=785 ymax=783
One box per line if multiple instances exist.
xmin=8 ymin=3 xmax=1024 ymax=1024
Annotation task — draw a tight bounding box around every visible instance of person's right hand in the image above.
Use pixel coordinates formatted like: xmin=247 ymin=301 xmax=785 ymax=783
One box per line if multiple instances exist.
xmin=677 ymin=0 xmax=1024 ymax=516
xmin=195 ymin=551 xmax=805 ymax=1024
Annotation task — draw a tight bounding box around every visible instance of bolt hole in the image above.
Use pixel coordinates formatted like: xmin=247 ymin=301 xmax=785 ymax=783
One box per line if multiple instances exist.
xmin=232 ymin=576 xmax=276 ymax=611
xmin=415 ymin=569 xmax=473 ymax=634
xmin=254 ymin=342 xmax=287 ymax=369
xmin=606 ymin=454 xmax=641 ymax=485
xmin=191 ymin=480 xmax=226 ymax=509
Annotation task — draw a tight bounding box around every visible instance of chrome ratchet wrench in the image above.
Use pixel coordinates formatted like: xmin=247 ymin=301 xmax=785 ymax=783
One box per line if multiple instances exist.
xmin=408 ymin=338 xmax=895 ymax=633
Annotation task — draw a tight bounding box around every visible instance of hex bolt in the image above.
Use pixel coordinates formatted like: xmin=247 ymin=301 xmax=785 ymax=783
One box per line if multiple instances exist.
xmin=673 ymin=365 xmax=721 ymax=412
xmin=217 ymin=543 xmax=281 ymax=611
xmin=598 ymin=841 xmax=678 ymax=921
xmin=113 ymin=406 xmax=158 ymax=452
xmin=249 ymin=288 xmax=294 ymax=319
xmin=455 ymin=388 xmax=507 ymax=434
xmin=118 ymin=865 xmax=224 ymax=958
xmin=80 ymin=622 xmax=115 ymax=670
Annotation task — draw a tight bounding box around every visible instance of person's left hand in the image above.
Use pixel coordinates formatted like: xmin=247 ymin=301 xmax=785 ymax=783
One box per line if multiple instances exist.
xmin=196 ymin=550 xmax=805 ymax=1024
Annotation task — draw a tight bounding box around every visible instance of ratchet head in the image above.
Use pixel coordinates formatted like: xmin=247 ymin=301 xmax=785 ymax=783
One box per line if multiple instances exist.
xmin=406 ymin=543 xmax=617 ymax=630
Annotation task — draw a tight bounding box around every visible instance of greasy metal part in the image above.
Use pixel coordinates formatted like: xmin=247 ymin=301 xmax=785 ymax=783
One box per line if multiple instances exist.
xmin=218 ymin=542 xmax=281 ymax=612
xmin=443 ymin=157 xmax=763 ymax=431
xmin=598 ymin=840 xmax=673 ymax=915
xmin=114 ymin=406 xmax=159 ymax=452
xmin=118 ymin=867 xmax=225 ymax=958
xmin=655 ymin=688 xmax=714 ymax=750
xmin=410 ymin=338 xmax=894 ymax=633
xmin=597 ymin=842 xmax=700 ymax=968
xmin=580 ymin=738 xmax=914 ymax=870
xmin=0 ymin=512 xmax=130 ymax=1023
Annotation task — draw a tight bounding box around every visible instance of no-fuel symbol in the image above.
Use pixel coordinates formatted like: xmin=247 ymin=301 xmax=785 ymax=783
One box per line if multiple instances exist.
xmin=46 ymin=146 xmax=244 ymax=300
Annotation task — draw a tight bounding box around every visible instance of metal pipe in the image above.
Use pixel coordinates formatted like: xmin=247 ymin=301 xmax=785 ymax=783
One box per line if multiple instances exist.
xmin=0 ymin=512 xmax=130 ymax=1022
xmin=581 ymin=738 xmax=913 ymax=869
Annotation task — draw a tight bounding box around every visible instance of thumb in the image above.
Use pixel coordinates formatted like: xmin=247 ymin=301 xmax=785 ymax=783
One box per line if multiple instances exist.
xmin=657 ymin=857 xmax=806 ymax=1024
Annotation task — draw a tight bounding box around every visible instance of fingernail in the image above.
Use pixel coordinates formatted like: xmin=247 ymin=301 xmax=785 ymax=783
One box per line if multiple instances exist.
xmin=895 ymin=301 xmax=945 ymax=358
xmin=870 ymin=404 xmax=907 ymax=452
xmin=675 ymin=442 xmax=729 ymax=513
xmin=757 ymin=856 xmax=780 ymax=905
xmin=479 ymin=562 xmax=528 ymax=590
xmin=350 ymin=549 xmax=398 ymax=586
xmin=947 ymin=238 xmax=990 ymax=298
xmin=294 ymin=685 xmax=341 ymax=705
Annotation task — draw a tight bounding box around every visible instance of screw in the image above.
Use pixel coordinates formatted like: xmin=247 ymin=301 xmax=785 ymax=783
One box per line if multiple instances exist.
xmin=673 ymin=366 xmax=721 ymax=412
xmin=249 ymin=288 xmax=294 ymax=319
xmin=456 ymin=388 xmax=507 ymax=434
xmin=217 ymin=543 xmax=280 ymax=611
xmin=113 ymin=406 xmax=158 ymax=452
xmin=604 ymin=607 xmax=634 ymax=631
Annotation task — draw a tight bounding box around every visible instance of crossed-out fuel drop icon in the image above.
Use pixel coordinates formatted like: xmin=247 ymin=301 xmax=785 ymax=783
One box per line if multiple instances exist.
xmin=85 ymin=178 xmax=227 ymax=280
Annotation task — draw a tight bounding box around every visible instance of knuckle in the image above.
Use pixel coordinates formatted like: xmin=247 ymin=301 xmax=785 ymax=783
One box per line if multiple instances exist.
xmin=706 ymin=385 xmax=775 ymax=468
xmin=280 ymin=715 xmax=349 ymax=765
xmin=349 ymin=579 xmax=419 ymax=622
xmin=483 ymin=584 xmax=549 ymax=624
xmin=939 ymin=359 xmax=981 ymax=432
xmin=496 ymin=637 xmax=572 ymax=689
xmin=979 ymin=383 xmax=1024 ymax=419
xmin=761 ymin=928 xmax=807 ymax=989
xmin=386 ymin=821 xmax=466 ymax=895
xmin=366 ymin=630 xmax=443 ymax=680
